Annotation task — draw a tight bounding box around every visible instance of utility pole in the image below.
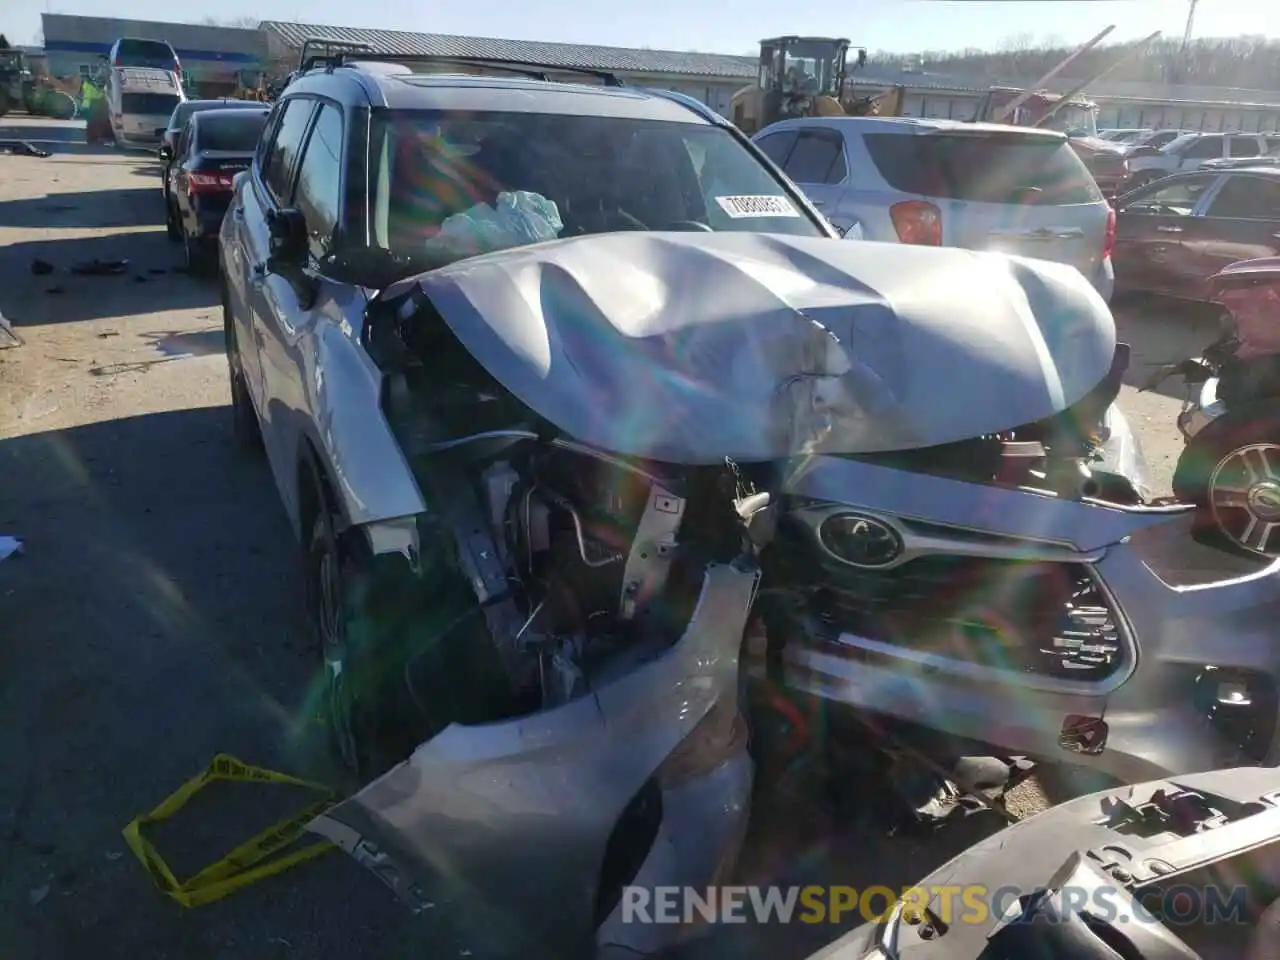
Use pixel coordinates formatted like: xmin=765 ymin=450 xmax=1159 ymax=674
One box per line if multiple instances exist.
xmin=1173 ymin=0 xmax=1198 ymax=84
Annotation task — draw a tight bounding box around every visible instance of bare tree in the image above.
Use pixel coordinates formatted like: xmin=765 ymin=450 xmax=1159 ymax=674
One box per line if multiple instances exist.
xmin=201 ymin=16 xmax=261 ymax=29
xmin=868 ymin=34 xmax=1280 ymax=91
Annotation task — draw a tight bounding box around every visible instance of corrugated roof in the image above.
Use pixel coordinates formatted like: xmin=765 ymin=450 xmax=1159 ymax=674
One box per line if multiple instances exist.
xmin=260 ymin=20 xmax=757 ymax=80
xmin=42 ymin=13 xmax=267 ymax=56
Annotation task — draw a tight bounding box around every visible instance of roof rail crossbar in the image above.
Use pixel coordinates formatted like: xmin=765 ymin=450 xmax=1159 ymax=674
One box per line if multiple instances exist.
xmin=299 ymin=36 xmax=376 ymax=73
xmin=330 ymin=51 xmax=625 ymax=87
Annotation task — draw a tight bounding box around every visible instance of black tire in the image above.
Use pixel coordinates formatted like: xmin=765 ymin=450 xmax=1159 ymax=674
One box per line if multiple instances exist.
xmin=304 ymin=505 xmax=384 ymax=779
xmin=223 ymin=294 xmax=262 ymax=452
xmin=1173 ymin=405 xmax=1280 ymax=557
xmin=165 ymin=195 xmax=181 ymax=242
xmin=182 ymin=231 xmax=212 ymax=277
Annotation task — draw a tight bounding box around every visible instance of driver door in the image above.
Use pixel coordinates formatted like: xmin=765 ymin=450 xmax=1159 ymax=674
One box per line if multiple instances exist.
xmin=1113 ymin=173 xmax=1219 ymax=298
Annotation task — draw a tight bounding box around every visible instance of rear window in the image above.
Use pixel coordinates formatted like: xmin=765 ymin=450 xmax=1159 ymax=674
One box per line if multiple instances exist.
xmin=123 ymin=93 xmax=180 ymax=116
xmin=195 ymin=113 xmax=268 ymax=152
xmin=116 ymin=39 xmax=177 ymax=69
xmin=862 ymin=131 xmax=1102 ymax=205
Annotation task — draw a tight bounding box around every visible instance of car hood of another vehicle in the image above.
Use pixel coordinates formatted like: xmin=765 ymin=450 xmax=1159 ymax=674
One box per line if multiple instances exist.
xmin=404 ymin=231 xmax=1116 ymax=465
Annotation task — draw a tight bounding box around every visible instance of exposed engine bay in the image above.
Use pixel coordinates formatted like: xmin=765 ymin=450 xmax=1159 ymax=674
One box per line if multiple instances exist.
xmin=454 ymin=439 xmax=760 ymax=712
xmin=844 ymin=342 xmax=1144 ymax=504
xmin=365 ymin=271 xmax=785 ymax=730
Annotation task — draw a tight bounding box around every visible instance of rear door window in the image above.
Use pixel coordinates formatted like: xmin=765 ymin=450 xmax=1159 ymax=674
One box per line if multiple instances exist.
xmin=1123 ymin=174 xmax=1217 ymax=216
xmin=1206 ymin=176 xmax=1280 ymax=220
xmin=1228 ymin=137 xmax=1262 ymax=158
xmin=782 ymin=130 xmax=845 ymax=185
xmin=122 ymin=93 xmax=179 ymax=115
xmin=1181 ymin=136 xmax=1224 ymax=160
xmin=755 ymin=130 xmax=798 ymax=167
xmin=862 ymin=131 xmax=1101 ymax=204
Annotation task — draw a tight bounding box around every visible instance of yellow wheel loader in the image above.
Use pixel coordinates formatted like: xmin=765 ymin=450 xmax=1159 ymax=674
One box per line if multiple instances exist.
xmin=731 ymin=37 xmax=891 ymax=135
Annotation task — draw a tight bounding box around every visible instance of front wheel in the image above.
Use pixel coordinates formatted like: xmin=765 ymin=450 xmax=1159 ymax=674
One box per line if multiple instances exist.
xmin=306 ymin=509 xmax=379 ymax=778
xmin=1173 ymin=408 xmax=1280 ymax=557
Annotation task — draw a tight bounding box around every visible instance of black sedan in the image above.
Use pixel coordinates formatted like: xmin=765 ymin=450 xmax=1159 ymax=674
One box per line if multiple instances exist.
xmin=158 ymin=99 xmax=269 ymax=194
xmin=164 ymin=106 xmax=270 ymax=273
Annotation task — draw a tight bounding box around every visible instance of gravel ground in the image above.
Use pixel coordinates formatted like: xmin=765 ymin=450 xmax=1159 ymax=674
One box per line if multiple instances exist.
xmin=0 ymin=116 xmax=1224 ymax=960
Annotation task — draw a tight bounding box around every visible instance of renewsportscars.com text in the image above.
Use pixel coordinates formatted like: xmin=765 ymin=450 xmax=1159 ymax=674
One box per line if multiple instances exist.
xmin=621 ymin=884 xmax=1250 ymax=926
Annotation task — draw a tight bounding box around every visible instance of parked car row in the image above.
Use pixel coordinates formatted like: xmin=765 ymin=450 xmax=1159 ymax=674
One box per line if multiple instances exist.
xmin=1113 ymin=166 xmax=1280 ymax=302
xmin=156 ymin=99 xmax=271 ymax=272
xmin=1125 ymin=131 xmax=1280 ymax=190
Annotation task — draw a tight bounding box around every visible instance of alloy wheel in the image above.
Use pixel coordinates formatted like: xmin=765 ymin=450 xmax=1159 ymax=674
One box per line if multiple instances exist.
xmin=1208 ymin=442 xmax=1280 ymax=556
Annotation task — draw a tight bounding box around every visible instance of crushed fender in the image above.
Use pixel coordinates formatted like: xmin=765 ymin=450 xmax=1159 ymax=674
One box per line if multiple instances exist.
xmin=122 ymin=753 xmax=336 ymax=907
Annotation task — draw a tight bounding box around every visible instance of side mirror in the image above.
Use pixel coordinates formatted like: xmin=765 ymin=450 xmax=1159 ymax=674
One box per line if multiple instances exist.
xmin=266 ymin=207 xmax=307 ymax=263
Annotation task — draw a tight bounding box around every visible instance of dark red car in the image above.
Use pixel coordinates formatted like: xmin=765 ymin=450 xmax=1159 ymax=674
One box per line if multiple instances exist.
xmin=1112 ymin=166 xmax=1280 ymax=302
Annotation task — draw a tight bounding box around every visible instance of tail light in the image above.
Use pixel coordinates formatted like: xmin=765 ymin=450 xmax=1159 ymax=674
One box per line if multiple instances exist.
xmin=654 ymin=697 xmax=746 ymax=788
xmin=188 ymin=172 xmax=235 ymax=194
xmin=890 ymin=200 xmax=942 ymax=246
xmin=1103 ymin=205 xmax=1117 ymax=259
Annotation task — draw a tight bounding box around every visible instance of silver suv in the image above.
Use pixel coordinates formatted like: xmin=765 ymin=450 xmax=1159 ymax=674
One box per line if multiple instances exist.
xmin=753 ymin=116 xmax=1116 ymax=302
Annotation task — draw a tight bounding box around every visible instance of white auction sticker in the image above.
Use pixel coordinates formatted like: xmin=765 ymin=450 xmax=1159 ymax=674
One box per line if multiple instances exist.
xmin=714 ymin=195 xmax=801 ymax=219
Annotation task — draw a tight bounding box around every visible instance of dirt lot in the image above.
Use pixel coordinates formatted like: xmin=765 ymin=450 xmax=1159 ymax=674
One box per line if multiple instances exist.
xmin=0 ymin=116 xmax=1224 ymax=960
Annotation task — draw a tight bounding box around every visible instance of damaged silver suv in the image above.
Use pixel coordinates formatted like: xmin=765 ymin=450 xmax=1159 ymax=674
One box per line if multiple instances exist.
xmin=219 ymin=54 xmax=1280 ymax=958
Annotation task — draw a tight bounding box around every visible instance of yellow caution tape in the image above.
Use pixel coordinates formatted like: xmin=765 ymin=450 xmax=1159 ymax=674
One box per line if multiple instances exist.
xmin=122 ymin=753 xmax=337 ymax=908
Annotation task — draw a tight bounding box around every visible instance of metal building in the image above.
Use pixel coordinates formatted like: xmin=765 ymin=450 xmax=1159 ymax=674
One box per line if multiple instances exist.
xmin=41 ymin=14 xmax=266 ymax=94
xmin=259 ymin=21 xmax=755 ymax=117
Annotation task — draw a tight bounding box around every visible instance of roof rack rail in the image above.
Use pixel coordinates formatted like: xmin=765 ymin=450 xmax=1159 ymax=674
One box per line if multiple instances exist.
xmin=298 ymin=37 xmax=377 ymax=73
xmin=329 ymin=51 xmax=625 ymax=88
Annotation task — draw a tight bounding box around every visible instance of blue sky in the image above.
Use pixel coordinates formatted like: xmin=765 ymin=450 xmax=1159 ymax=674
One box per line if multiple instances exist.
xmin=3 ymin=1 xmax=1270 ymax=56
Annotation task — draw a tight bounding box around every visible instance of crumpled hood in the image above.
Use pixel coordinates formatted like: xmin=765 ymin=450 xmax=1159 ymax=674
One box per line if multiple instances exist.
xmin=412 ymin=231 xmax=1116 ymax=464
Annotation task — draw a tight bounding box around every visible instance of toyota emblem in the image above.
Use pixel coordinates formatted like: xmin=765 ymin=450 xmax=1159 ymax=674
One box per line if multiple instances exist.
xmin=819 ymin=513 xmax=905 ymax=568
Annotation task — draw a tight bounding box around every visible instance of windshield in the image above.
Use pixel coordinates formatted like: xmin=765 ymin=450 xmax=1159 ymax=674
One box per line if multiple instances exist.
xmin=370 ymin=110 xmax=824 ymax=265
xmin=194 ymin=112 xmax=268 ymax=152
xmin=116 ymin=39 xmax=178 ymax=70
xmin=171 ymin=101 xmax=264 ymax=133
xmin=1039 ymin=103 xmax=1098 ymax=137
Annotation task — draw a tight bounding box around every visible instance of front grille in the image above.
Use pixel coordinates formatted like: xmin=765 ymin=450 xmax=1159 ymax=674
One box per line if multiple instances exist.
xmin=807 ymin=555 xmax=1125 ymax=683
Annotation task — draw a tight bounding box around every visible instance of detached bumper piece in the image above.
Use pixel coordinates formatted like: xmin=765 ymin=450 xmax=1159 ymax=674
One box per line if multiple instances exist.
xmin=307 ymin=562 xmax=758 ymax=959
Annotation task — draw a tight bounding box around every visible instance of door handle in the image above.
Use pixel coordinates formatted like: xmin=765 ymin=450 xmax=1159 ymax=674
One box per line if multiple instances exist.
xmin=233 ymin=207 xmax=244 ymax=221
xmin=1156 ymin=225 xmax=1184 ymax=233
xmin=810 ymin=199 xmax=826 ymax=208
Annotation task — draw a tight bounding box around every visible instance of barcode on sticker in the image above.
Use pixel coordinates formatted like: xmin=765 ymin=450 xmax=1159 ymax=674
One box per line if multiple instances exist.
xmin=715 ymin=195 xmax=800 ymax=219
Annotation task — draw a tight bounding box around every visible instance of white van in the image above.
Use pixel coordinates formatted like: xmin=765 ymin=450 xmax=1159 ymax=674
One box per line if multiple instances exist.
xmin=108 ymin=66 xmax=185 ymax=148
